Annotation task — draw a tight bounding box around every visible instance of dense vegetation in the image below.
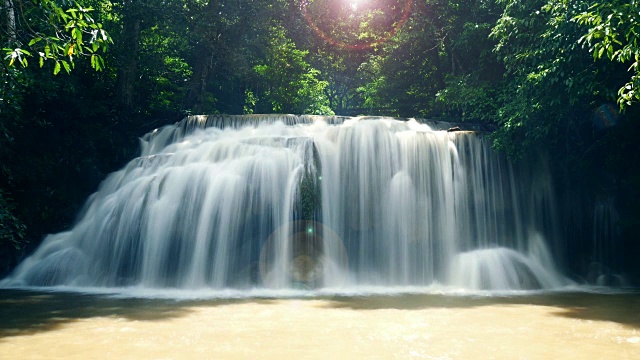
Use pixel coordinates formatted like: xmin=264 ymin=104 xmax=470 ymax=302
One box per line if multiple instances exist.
xmin=1 ymin=0 xmax=639 ymax=279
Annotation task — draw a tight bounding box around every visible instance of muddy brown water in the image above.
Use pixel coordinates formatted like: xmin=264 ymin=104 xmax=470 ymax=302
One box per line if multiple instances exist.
xmin=1 ymin=289 xmax=639 ymax=359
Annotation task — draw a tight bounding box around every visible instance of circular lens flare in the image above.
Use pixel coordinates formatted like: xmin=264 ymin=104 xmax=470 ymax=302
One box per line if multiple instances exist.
xmin=302 ymin=0 xmax=413 ymax=50
xmin=259 ymin=220 xmax=348 ymax=289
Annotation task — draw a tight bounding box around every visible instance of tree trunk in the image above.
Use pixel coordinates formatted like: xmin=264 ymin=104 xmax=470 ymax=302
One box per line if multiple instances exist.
xmin=116 ymin=4 xmax=141 ymax=115
xmin=183 ymin=49 xmax=216 ymax=114
xmin=182 ymin=0 xmax=220 ymax=113
xmin=5 ymin=0 xmax=16 ymax=45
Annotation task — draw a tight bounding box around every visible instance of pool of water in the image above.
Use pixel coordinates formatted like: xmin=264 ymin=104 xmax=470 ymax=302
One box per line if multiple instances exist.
xmin=1 ymin=288 xmax=639 ymax=359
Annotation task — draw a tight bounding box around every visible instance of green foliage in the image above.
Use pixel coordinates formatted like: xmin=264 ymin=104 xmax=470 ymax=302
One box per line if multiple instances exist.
xmin=356 ymin=55 xmax=388 ymax=112
xmin=353 ymin=0 xmax=504 ymax=118
xmin=251 ymin=26 xmax=331 ymax=114
xmin=0 ymin=190 xmax=27 ymax=250
xmin=488 ymin=0 xmax=603 ymax=157
xmin=137 ymin=25 xmax=192 ymax=114
xmin=3 ymin=0 xmax=112 ymax=74
xmin=243 ymin=90 xmax=257 ymax=114
xmin=353 ymin=13 xmax=443 ymax=117
xmin=435 ymin=75 xmax=500 ymax=124
xmin=574 ymin=0 xmax=640 ymax=108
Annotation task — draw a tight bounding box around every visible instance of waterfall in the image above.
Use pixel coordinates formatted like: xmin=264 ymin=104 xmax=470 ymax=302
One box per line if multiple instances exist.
xmin=1 ymin=115 xmax=570 ymax=291
xmin=589 ymin=196 xmax=626 ymax=286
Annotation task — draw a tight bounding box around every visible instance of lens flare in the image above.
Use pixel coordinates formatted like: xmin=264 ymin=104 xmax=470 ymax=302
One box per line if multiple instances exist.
xmin=259 ymin=220 xmax=348 ymax=289
xmin=302 ymin=0 xmax=413 ymax=50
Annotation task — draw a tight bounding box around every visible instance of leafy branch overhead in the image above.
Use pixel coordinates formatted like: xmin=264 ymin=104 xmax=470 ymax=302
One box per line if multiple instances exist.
xmin=3 ymin=0 xmax=112 ymax=74
xmin=574 ymin=0 xmax=640 ymax=108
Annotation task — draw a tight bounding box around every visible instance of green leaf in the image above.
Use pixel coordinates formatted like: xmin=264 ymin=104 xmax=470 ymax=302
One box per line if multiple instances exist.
xmin=67 ymin=8 xmax=78 ymax=19
xmin=61 ymin=60 xmax=71 ymax=74
xmin=54 ymin=61 xmax=61 ymax=75
xmin=74 ymin=28 xmax=83 ymax=44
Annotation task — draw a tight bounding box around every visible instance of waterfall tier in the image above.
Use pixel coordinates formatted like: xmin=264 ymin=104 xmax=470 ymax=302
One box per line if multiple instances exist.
xmin=2 ymin=115 xmax=569 ymax=291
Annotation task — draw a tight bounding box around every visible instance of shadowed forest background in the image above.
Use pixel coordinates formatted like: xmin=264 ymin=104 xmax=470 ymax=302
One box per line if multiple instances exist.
xmin=1 ymin=0 xmax=639 ymax=281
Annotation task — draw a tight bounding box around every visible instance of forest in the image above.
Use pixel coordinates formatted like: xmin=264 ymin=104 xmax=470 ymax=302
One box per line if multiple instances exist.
xmin=1 ymin=0 xmax=639 ymax=280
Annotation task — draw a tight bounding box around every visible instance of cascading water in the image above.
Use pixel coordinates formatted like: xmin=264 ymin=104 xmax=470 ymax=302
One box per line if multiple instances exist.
xmin=589 ymin=196 xmax=626 ymax=286
xmin=1 ymin=115 xmax=571 ymax=291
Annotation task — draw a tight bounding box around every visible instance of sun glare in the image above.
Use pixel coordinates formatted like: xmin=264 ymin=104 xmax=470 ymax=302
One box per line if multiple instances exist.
xmin=349 ymin=0 xmax=371 ymax=11
xmin=302 ymin=0 xmax=413 ymax=50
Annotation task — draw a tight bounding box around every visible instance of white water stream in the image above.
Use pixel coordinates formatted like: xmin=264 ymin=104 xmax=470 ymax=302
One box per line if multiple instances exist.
xmin=2 ymin=115 xmax=570 ymax=291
